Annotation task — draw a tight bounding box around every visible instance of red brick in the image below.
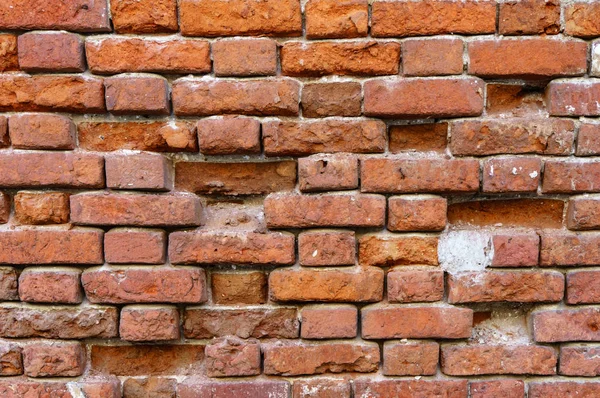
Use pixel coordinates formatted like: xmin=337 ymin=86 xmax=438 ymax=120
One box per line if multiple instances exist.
xmin=173 ymin=78 xmax=300 ymax=116
xmin=364 ymin=77 xmax=484 ymax=118
xmin=359 ymin=235 xmax=438 ymax=266
xmin=389 ymin=123 xmax=448 ymax=153
xmin=0 ymin=0 xmax=110 ymax=31
xmin=111 ymin=0 xmax=177 ymax=33
xmin=468 ymin=38 xmax=587 ymax=78
xmin=9 ymin=113 xmax=75 ymax=150
xmin=442 ymin=344 xmax=557 ymax=375
xmin=301 ymin=305 xmax=357 ymax=339
xmin=0 ymin=268 xmax=18 ymax=301
xmin=264 ymin=193 xmax=385 ymax=228
xmin=264 ymin=119 xmax=385 ymax=156
xmin=534 ymin=308 xmax=600 ymax=342
xmin=23 ymin=341 xmax=86 ymax=377
xmin=529 ymin=382 xmax=600 ymax=398
xmin=499 ymin=0 xmax=560 ymax=35
xmin=353 ymin=380 xmax=468 ymax=398
xmin=301 ymin=82 xmax=362 ymax=117
xmin=383 ymin=341 xmax=439 ymax=376
xmin=120 ymin=306 xmax=180 ymax=341
xmin=14 ymin=192 xmax=69 ymax=225
xmin=213 ymin=39 xmax=277 ymax=76
xmin=86 ymin=37 xmax=211 ymax=75
xmin=105 ymin=75 xmax=169 ymax=115
xmin=361 ymin=157 xmax=480 ymax=193
xmin=78 ymin=121 xmax=197 ymax=152
xmin=567 ymin=271 xmax=600 ymax=304
xmin=0 ymin=35 xmax=18 ymax=72
xmin=269 ymin=267 xmax=383 ymax=303
xmin=105 ymin=228 xmax=166 ymax=264
xmin=197 ymin=116 xmax=260 ymax=155
xmin=568 ymin=197 xmax=600 ymax=230
xmin=541 ymin=232 xmax=600 ymax=266
xmin=205 ymin=337 xmax=261 ymax=377
xmin=263 ymin=342 xmax=379 ymax=376
xmin=298 ymin=231 xmax=355 ymax=266
xmin=0 ymin=381 xmax=72 ymax=397
xmin=305 ymin=0 xmax=367 ymax=39
xmin=388 ymin=269 xmax=444 ymax=303
xmin=183 ymin=308 xmax=299 ymax=339
xmin=169 ymin=231 xmax=294 ymax=265
xmin=178 ymin=380 xmax=290 ymax=398
xmin=486 ymin=83 xmax=547 ymax=117
xmin=299 ymin=154 xmax=358 ymax=192
xmin=577 ymin=123 xmax=600 ymax=156
xmin=18 ymin=269 xmax=82 ymax=304
xmin=547 ymin=80 xmax=600 ymax=116
xmin=361 ymin=306 xmax=473 ymax=339
xmin=543 ymin=160 xmax=600 ymax=193
xmin=293 ymin=379 xmax=351 ymax=398
xmin=388 ymin=195 xmax=447 ymax=231
xmin=565 ymin=2 xmax=600 ymax=37
xmin=106 ymin=153 xmax=172 ymax=191
xmin=211 ymin=272 xmax=267 ymax=305
xmin=402 ymin=38 xmax=464 ymax=76
xmin=0 ymin=74 xmax=105 ymax=113
xmin=76 ymin=376 xmax=121 ymax=398
xmin=483 ymin=157 xmax=542 ymax=193
xmin=70 ymin=193 xmax=201 ymax=227
xmin=560 ymin=346 xmax=600 ymax=376
xmin=0 ymin=229 xmax=103 ymax=265
xmin=491 ymin=233 xmax=540 ymax=267
xmin=123 ymin=377 xmax=176 ymax=398
xmin=82 ymin=266 xmax=207 ymax=304
xmin=450 ymin=118 xmax=575 ymax=156
xmin=0 ymin=341 xmax=22 ymax=376
xmin=471 ymin=380 xmax=525 ymax=398
xmin=180 ymin=0 xmax=301 ymax=37
xmin=371 ymin=0 xmax=495 ymax=37
xmin=0 ymin=304 xmax=118 ymax=339
xmin=18 ymin=32 xmax=84 ymax=73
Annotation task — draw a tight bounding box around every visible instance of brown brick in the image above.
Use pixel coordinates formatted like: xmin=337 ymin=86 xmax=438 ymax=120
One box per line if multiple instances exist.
xmin=402 ymin=38 xmax=464 ymax=76
xmin=197 ymin=116 xmax=260 ymax=155
xmin=205 ymin=337 xmax=261 ymax=377
xmin=18 ymin=32 xmax=84 ymax=73
xmin=269 ymin=267 xmax=383 ymax=303
xmin=568 ymin=197 xmax=600 ymax=230
xmin=299 ymin=154 xmax=358 ymax=192
xmin=543 ymin=160 xmax=600 ymax=193
xmin=299 ymin=230 xmax=355 ymax=266
xmin=120 ymin=306 xmax=180 ymax=341
xmin=211 ymin=272 xmax=267 ymax=305
xmin=105 ymin=75 xmax=169 ymax=115
xmin=301 ymin=305 xmax=357 ymax=339
xmin=301 ymin=82 xmax=362 ymax=118
xmin=364 ymin=77 xmax=484 ymax=118
xmin=105 ymin=228 xmax=166 ymax=264
xmin=293 ymin=379 xmax=351 ymax=398
xmin=0 ymin=268 xmax=18 ymax=301
xmin=0 ymin=304 xmax=118 ymax=339
xmin=78 ymin=121 xmax=197 ymax=152
xmin=82 ymin=266 xmax=207 ymax=304
xmin=0 ymin=35 xmax=18 ymax=72
xmin=282 ymin=41 xmax=400 ymax=76
xmin=486 ymin=83 xmax=547 ymax=117
xmin=361 ymin=306 xmax=473 ymax=339
xmin=388 ymin=269 xmax=444 ymax=303
xmin=560 ymin=346 xmax=600 ymax=376
xmin=499 ymin=0 xmax=560 ymax=35
xmin=106 ymin=153 xmax=172 ymax=191
xmin=389 ymin=123 xmax=448 ymax=153
xmin=0 ymin=74 xmax=105 ymax=113
xmin=183 ymin=307 xmax=299 ymax=339
xmin=169 ymin=231 xmax=295 ymax=265
xmin=264 ymin=193 xmax=385 ymax=228
xmin=0 ymin=341 xmax=22 ymax=376
xmin=264 ymin=119 xmax=385 ymax=156
xmin=264 ymin=342 xmax=379 ymax=376
xmin=547 ymin=80 xmax=600 ymax=116
xmin=0 ymin=117 xmax=8 ymax=148
xmin=577 ymin=123 xmax=600 ymax=156
xmin=388 ymin=195 xmax=447 ymax=231
xmin=565 ymin=2 xmax=600 ymax=38
xmin=471 ymin=380 xmax=525 ymax=398
xmin=123 ymin=377 xmax=176 ymax=398
xmin=567 ymin=271 xmax=600 ymax=304
xmin=23 ymin=341 xmax=85 ymax=377
xmin=541 ymin=232 xmax=600 ymax=266
xmin=173 ymin=78 xmax=300 ymax=116
xmin=354 ymin=380 xmax=468 ymax=398
xmin=111 ymin=0 xmax=177 ymax=33
xmin=468 ymin=38 xmax=587 ymax=78
xmin=0 ymin=229 xmax=103 ymax=265
xmin=483 ymin=157 xmax=542 ymax=193
xmin=178 ymin=381 xmax=290 ymax=398
xmin=14 ymin=192 xmax=70 ymax=225
xmin=213 ymin=39 xmax=277 ymax=76
xmin=86 ymin=37 xmax=211 ymax=74
xmin=533 ymin=308 xmax=600 ymax=342
xmin=361 ymin=157 xmax=480 ymax=193
xmin=530 ymin=382 xmax=600 ymax=398
xmin=306 ymin=0 xmax=368 ymax=39
xmin=9 ymin=113 xmax=75 ymax=150
xmin=71 ymin=193 xmax=201 ymax=227
xmin=492 ymin=233 xmax=540 ymax=267
xmin=18 ymin=268 xmax=82 ymax=304
xmin=0 ymin=192 xmax=8 ymax=224
xmin=359 ymin=235 xmax=438 ymax=266
xmin=383 ymin=341 xmax=439 ymax=376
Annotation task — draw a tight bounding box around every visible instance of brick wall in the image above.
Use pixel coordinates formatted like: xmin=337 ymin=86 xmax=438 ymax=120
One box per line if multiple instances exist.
xmin=0 ymin=0 xmax=599 ymax=396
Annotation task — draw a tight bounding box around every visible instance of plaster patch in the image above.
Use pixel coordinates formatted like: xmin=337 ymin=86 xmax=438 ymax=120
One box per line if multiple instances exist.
xmin=438 ymin=230 xmax=493 ymax=275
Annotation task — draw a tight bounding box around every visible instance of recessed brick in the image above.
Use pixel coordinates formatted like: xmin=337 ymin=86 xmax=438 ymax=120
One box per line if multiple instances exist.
xmin=205 ymin=337 xmax=261 ymax=377
xmin=211 ymin=272 xmax=267 ymax=305
xmin=0 ymin=268 xmax=18 ymax=301
xmin=389 ymin=123 xmax=448 ymax=153
xmin=0 ymin=341 xmax=22 ymax=376
xmin=0 ymin=35 xmax=18 ymax=72
xmin=301 ymin=82 xmax=362 ymax=118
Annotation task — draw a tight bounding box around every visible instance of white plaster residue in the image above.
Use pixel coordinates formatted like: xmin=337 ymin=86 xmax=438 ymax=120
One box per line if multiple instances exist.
xmin=592 ymin=42 xmax=600 ymax=76
xmin=529 ymin=171 xmax=538 ymax=178
xmin=471 ymin=308 xmax=531 ymax=345
xmin=66 ymin=383 xmax=85 ymax=398
xmin=438 ymin=230 xmax=494 ymax=275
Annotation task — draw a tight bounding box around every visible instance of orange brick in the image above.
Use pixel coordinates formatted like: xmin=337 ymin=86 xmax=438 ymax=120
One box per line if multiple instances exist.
xmin=299 ymin=231 xmax=355 ymax=266
xmin=213 ymin=39 xmax=277 ymax=77
xmin=104 ymin=228 xmax=166 ymax=264
xmin=533 ymin=308 xmax=600 ymax=342
xmin=9 ymin=114 xmax=75 ymax=150
xmin=120 ymin=306 xmax=180 ymax=341
xmin=388 ymin=269 xmax=444 ymax=303
xmin=0 ymin=35 xmax=18 ymax=72
xmin=301 ymin=82 xmax=362 ymax=117
xmin=359 ymin=235 xmax=438 ymax=266
xmin=389 ymin=123 xmax=448 ymax=153
xmin=541 ymin=232 xmax=600 ymax=266
xmin=499 ymin=0 xmax=560 ymax=35
xmin=105 ymin=75 xmax=170 ymax=115
xmin=383 ymin=342 xmax=439 ymax=376
xmin=298 ymin=154 xmax=358 ymax=192
xmin=388 ymin=196 xmax=447 ymax=231
xmin=565 ymin=1 xmax=600 ymax=38
xmin=567 ymin=197 xmax=600 ymax=230
xmin=402 ymin=38 xmax=463 ymax=76
xmin=305 ymin=0 xmax=368 ymax=39
xmin=301 ymin=305 xmax=357 ymax=339
xmin=18 ymin=268 xmax=82 ymax=304
xmin=14 ymin=192 xmax=70 ymax=225
xmin=22 ymin=341 xmax=86 ymax=377
xmin=197 ymin=116 xmax=261 ymax=155
xmin=483 ymin=157 xmax=542 ymax=193
xmin=105 ymin=153 xmax=173 ymax=191
xmin=211 ymin=272 xmax=267 ymax=305
xmin=110 ymin=0 xmax=178 ymax=33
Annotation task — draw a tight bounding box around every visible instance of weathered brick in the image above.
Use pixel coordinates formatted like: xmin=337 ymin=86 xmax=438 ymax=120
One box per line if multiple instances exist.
xmin=71 ymin=193 xmax=201 ymax=227
xmin=120 ymin=306 xmax=180 ymax=341
xmin=105 ymin=228 xmax=166 ymax=264
xmin=264 ymin=342 xmax=379 ymax=376
xmin=306 ymin=0 xmax=368 ymax=39
xmin=106 ymin=153 xmax=172 ymax=191
xmin=576 ymin=123 xmax=600 ymax=156
xmin=388 ymin=269 xmax=444 ymax=303
xmin=471 ymin=380 xmax=525 ymax=398
xmin=293 ymin=379 xmax=351 ymax=398
xmin=353 ymin=380 xmax=468 ymax=398
xmin=361 ymin=306 xmax=473 ymax=339
xmin=178 ymin=380 xmax=291 ymax=398
xmin=269 ymin=267 xmax=383 ymax=303
xmin=183 ymin=308 xmax=299 ymax=339
xmin=213 ymin=39 xmax=277 ymax=77
xmin=75 ymin=376 xmax=121 ymax=398
xmin=0 ymin=381 xmax=72 ymax=397
xmin=211 ymin=272 xmax=267 ymax=305
xmin=565 ymin=1 xmax=600 ymax=38
xmin=111 ymin=0 xmax=178 ymax=33
xmin=14 ymin=192 xmax=70 ymax=225
xmin=298 ymin=230 xmax=355 ymax=266
xmin=82 ymin=266 xmax=207 ymax=304
xmin=492 ymin=233 xmax=540 ymax=267
xmin=402 ymin=38 xmax=463 ymax=76
xmin=388 ymin=195 xmax=447 ymax=231
xmin=205 ymin=337 xmax=261 ymax=377
xmin=0 ymin=117 xmax=8 ymax=148
xmin=0 ymin=268 xmax=18 ymax=301
xmin=364 ymin=77 xmax=484 ymax=118
xmin=9 ymin=113 xmax=75 ymax=150
xmin=18 ymin=32 xmax=84 ymax=73
xmin=23 ymin=341 xmax=86 ymax=377
xmin=105 ymin=75 xmax=169 ymax=115
xmin=541 ymin=232 xmax=600 ymax=266
xmin=483 ymin=157 xmax=542 ymax=193
xmin=173 ymin=78 xmax=300 ymax=116
xmin=389 ymin=123 xmax=448 ymax=153
xmin=169 ymin=231 xmax=294 ymax=265
xmin=567 ymin=197 xmax=600 ymax=230
xmin=123 ymin=377 xmax=176 ymax=398
xmin=299 ymin=154 xmax=358 ymax=192
xmin=529 ymin=382 xmax=600 ymax=398
xmin=264 ymin=193 xmax=385 ymax=228
xmin=301 ymin=305 xmax=357 ymax=339
xmin=383 ymin=341 xmax=439 ymax=376
xmin=499 ymin=0 xmax=560 ymax=35
xmin=0 ymin=341 xmax=22 ymax=376
xmin=543 ymin=160 xmax=600 ymax=193
xmin=0 ymin=192 xmax=8 ymax=224
xmin=197 ymin=116 xmax=260 ymax=155
xmin=560 ymin=346 xmax=600 ymax=376
xmin=0 ymin=35 xmax=18 ymax=72
xmin=534 ymin=308 xmax=600 ymax=342
xmin=301 ymin=82 xmax=362 ymax=117
xmin=567 ymin=271 xmax=600 ymax=304
xmin=359 ymin=235 xmax=438 ymax=266
xmin=486 ymin=83 xmax=547 ymax=116
xmin=547 ymin=80 xmax=600 ymax=116
xmin=18 ymin=268 xmax=82 ymax=304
